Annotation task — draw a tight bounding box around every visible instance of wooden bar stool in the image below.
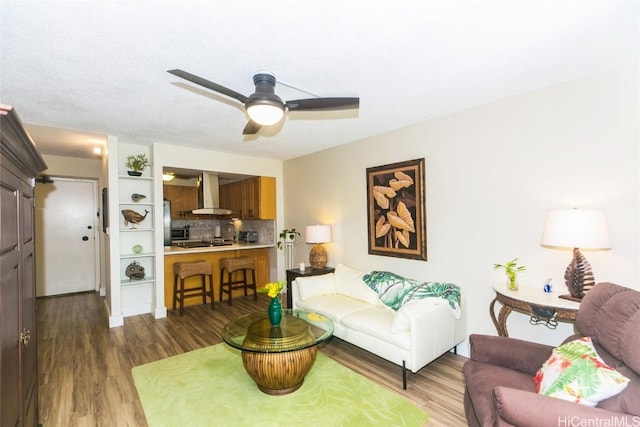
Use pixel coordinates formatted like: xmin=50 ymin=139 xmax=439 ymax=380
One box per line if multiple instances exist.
xmin=219 ymin=257 xmax=257 ymax=306
xmin=173 ymin=260 xmax=214 ymax=316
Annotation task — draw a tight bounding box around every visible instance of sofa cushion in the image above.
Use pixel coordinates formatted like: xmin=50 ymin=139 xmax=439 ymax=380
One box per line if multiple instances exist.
xmin=535 ymin=337 xmax=630 ymax=406
xmin=295 ymin=273 xmax=337 ymax=301
xmin=391 ymin=298 xmax=450 ymax=333
xmin=295 ymin=294 xmax=373 ymax=323
xmin=341 ymin=306 xmax=410 ymax=350
xmin=334 ymin=264 xmax=384 ymax=307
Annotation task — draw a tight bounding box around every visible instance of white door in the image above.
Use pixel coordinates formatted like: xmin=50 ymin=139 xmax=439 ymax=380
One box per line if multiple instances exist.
xmin=35 ymin=178 xmax=99 ymax=296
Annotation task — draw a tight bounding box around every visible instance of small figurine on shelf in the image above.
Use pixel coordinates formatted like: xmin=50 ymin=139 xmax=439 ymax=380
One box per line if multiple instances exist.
xmin=131 ymin=193 xmax=146 ymax=202
xmin=125 ymin=261 xmax=146 ymax=281
xmin=121 ymin=209 xmax=149 ymax=229
xmin=543 ymin=278 xmax=553 ymax=293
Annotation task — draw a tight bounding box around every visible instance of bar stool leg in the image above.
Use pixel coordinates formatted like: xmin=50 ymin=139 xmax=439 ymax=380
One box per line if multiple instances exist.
xmin=179 ymin=277 xmax=185 ymax=316
xmin=243 ymin=270 xmax=248 ymax=297
xmin=220 ymin=269 xmax=225 ymax=304
xmin=173 ymin=274 xmax=179 ymax=311
xmin=250 ymin=269 xmax=257 ymax=300
xmin=201 ymin=275 xmax=206 ymax=305
xmin=208 ymin=274 xmax=214 ymax=310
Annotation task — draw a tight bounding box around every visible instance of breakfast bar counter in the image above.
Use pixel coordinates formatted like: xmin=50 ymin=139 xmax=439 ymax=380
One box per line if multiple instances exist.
xmin=164 ymin=242 xmax=273 ymax=255
xmin=164 ymin=243 xmax=273 ymax=310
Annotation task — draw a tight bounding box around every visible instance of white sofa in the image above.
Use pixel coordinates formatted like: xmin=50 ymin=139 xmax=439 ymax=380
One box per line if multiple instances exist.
xmin=292 ymin=264 xmax=466 ymax=388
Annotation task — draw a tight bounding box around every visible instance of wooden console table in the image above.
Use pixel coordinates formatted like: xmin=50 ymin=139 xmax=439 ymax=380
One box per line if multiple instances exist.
xmin=490 ymin=283 xmax=580 ymax=337
xmin=285 ymin=266 xmax=335 ymax=308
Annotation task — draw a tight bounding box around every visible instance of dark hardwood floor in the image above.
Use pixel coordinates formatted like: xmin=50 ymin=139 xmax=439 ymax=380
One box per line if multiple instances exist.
xmin=36 ymin=292 xmax=467 ymax=426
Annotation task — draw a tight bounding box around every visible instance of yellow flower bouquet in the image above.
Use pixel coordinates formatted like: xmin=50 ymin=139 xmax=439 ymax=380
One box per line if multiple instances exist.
xmin=258 ymin=281 xmax=285 ymax=299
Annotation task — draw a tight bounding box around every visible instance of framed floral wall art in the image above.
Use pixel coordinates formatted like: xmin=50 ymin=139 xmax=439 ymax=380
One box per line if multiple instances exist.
xmin=366 ymin=158 xmax=427 ymax=260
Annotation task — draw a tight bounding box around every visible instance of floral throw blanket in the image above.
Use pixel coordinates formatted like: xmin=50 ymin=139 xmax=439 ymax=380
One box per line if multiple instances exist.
xmin=362 ymin=271 xmax=461 ymax=317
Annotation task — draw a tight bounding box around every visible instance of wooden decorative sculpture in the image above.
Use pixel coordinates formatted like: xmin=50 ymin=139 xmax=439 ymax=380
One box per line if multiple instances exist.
xmin=563 ymin=248 xmax=596 ymax=300
xmin=121 ymin=209 xmax=149 ymax=229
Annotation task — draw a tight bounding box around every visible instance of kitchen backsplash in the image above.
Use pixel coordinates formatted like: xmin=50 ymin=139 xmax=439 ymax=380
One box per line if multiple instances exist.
xmin=172 ymin=218 xmax=276 ymax=244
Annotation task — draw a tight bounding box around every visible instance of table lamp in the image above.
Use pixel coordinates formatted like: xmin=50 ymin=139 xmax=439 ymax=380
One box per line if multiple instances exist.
xmin=305 ymin=225 xmax=332 ymax=268
xmin=540 ymin=209 xmax=611 ymax=301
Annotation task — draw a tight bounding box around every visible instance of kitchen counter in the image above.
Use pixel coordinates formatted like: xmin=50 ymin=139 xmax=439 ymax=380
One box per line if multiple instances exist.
xmin=164 ymin=242 xmax=274 ymax=255
xmin=164 ymin=245 xmax=272 ymax=310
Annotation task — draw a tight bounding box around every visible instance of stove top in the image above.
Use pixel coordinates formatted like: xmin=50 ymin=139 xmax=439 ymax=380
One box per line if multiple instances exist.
xmin=174 ymin=240 xmax=233 ymax=248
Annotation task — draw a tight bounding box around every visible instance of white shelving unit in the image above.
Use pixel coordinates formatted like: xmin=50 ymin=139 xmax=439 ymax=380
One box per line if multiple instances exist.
xmin=114 ymin=144 xmax=156 ymax=319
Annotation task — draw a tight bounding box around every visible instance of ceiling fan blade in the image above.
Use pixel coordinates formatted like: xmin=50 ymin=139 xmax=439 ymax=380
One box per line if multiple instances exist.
xmin=286 ymin=97 xmax=359 ymax=111
xmin=167 ymin=69 xmax=250 ymax=104
xmin=242 ymin=120 xmax=262 ymax=135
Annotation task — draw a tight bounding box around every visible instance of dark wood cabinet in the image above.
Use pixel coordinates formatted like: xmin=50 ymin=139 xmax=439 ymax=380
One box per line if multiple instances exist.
xmin=1 ymin=105 xmax=47 ymax=426
xmin=163 ymin=184 xmax=198 ymax=218
xmin=219 ymin=176 xmax=276 ymax=219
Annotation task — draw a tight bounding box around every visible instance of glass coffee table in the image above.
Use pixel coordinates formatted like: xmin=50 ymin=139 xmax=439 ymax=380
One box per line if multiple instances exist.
xmin=222 ymin=309 xmax=334 ymax=395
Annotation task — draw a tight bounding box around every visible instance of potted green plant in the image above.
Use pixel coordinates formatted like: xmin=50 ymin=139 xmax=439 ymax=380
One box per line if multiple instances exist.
xmin=493 ymin=257 xmax=526 ymax=291
xmin=125 ymin=153 xmax=150 ymax=176
xmin=277 ymin=228 xmax=301 ymax=249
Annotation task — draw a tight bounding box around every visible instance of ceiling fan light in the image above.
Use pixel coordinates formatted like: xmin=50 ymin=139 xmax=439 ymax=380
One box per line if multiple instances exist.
xmin=246 ymin=103 xmax=284 ymax=126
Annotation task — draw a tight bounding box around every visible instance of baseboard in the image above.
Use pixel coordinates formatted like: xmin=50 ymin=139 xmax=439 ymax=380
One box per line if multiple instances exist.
xmin=109 ymin=314 xmax=124 ymax=328
xmin=154 ymin=306 xmax=167 ymax=319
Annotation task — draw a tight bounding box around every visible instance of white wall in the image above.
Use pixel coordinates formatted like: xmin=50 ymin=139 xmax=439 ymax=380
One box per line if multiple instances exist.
xmin=41 ymin=154 xmax=103 ymax=180
xmin=283 ymin=63 xmax=639 ymax=356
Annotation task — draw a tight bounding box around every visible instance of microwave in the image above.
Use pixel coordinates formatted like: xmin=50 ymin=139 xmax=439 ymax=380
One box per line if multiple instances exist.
xmin=238 ymin=230 xmax=258 ymax=242
xmin=171 ymin=226 xmax=190 ymax=240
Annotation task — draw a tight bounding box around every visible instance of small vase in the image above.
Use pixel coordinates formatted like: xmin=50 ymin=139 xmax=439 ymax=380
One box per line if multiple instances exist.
xmin=268 ymin=297 xmax=282 ymax=327
xmin=507 ymin=275 xmax=519 ymax=291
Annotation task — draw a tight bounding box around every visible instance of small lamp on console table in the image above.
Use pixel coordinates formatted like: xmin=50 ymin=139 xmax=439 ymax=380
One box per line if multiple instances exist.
xmin=540 ymin=208 xmax=611 ymax=301
xmin=305 ymin=225 xmax=332 ymax=268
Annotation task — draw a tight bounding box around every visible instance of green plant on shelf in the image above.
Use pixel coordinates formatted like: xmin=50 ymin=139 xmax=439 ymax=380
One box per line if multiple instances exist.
xmin=125 ymin=153 xmax=150 ymax=173
xmin=277 ymin=228 xmax=301 ymax=249
xmin=493 ymin=257 xmax=526 ymax=290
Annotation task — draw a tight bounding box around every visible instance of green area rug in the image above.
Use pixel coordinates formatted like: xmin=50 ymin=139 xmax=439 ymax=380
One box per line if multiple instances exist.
xmin=132 ymin=344 xmax=428 ymax=426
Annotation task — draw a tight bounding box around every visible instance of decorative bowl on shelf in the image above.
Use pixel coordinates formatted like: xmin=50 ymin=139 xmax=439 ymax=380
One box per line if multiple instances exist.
xmin=132 ymin=244 xmax=143 ymax=254
xmin=127 ymin=171 xmax=142 ymax=176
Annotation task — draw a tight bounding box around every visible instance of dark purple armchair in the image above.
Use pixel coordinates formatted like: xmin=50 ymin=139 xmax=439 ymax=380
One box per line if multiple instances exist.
xmin=463 ymin=282 xmax=640 ymax=426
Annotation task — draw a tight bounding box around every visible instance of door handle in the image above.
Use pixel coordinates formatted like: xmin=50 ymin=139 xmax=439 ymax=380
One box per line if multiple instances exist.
xmin=82 ymin=236 xmax=89 ymax=241
xmin=20 ymin=329 xmax=30 ymax=347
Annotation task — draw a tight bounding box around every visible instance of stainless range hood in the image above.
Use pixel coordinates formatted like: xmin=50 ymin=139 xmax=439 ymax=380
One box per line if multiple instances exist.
xmin=192 ymin=173 xmax=233 ymax=215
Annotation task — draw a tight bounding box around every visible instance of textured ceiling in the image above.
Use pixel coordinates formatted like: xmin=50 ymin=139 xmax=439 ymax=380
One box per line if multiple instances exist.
xmin=1 ymin=1 xmax=638 ymax=160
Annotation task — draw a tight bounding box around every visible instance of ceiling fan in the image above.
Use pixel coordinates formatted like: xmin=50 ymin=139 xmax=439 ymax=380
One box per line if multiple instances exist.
xmin=167 ymin=69 xmax=359 ymax=135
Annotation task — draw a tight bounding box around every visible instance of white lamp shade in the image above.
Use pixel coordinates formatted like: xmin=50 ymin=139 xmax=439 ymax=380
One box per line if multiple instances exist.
xmin=541 ymin=209 xmax=611 ymax=249
xmin=246 ymin=103 xmax=284 ymax=126
xmin=305 ymin=225 xmax=332 ymax=244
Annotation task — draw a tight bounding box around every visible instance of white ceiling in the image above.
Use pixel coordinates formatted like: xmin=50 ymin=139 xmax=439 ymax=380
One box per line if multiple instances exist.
xmin=1 ymin=1 xmax=638 ymax=161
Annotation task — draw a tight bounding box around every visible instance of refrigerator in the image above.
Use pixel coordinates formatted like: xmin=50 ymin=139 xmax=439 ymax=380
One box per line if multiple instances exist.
xmin=163 ymin=200 xmax=171 ymax=246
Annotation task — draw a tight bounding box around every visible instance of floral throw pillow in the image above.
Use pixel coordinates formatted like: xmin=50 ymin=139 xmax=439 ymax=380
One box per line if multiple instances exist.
xmin=534 ymin=337 xmax=630 ymax=406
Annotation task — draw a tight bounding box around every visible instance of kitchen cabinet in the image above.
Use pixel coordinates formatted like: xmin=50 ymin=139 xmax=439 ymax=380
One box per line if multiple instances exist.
xmin=220 ymin=180 xmax=243 ymax=217
xmin=219 ymin=176 xmax=275 ymax=219
xmin=1 ymin=105 xmax=47 ymax=426
xmin=163 ymin=185 xmax=198 ymax=218
xmin=243 ymin=176 xmax=276 ymax=219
